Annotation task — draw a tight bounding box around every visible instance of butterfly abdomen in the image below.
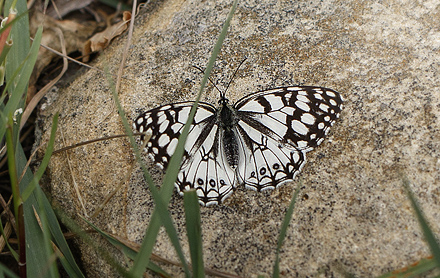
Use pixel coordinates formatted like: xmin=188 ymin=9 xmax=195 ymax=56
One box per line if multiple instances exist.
xmin=219 ymin=102 xmax=240 ymax=168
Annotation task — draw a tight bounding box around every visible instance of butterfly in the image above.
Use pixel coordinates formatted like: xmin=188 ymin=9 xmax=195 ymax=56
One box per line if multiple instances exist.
xmin=134 ymin=85 xmax=343 ymax=206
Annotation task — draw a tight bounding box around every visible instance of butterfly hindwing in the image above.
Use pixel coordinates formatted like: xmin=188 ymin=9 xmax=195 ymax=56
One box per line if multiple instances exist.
xmin=235 ymin=121 xmax=306 ymax=191
xmin=177 ymin=124 xmax=237 ymax=205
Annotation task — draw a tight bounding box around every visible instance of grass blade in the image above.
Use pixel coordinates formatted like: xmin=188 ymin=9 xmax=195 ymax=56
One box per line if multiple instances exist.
xmin=22 ymin=113 xmax=58 ymax=201
xmin=32 ymin=114 xmax=84 ymax=277
xmin=81 ymin=217 xmax=170 ymax=277
xmin=0 ymin=216 xmax=18 ymax=260
xmin=129 ymin=0 xmax=238 ymax=276
xmin=0 ymin=26 xmax=42 ymax=147
xmin=184 ymin=190 xmax=204 ymax=278
xmin=16 ymin=145 xmax=53 ymax=277
xmin=106 ymin=70 xmax=191 ymax=277
xmin=38 ymin=192 xmax=85 ymax=278
xmin=273 ymin=182 xmax=301 ymax=278
xmin=15 ymin=114 xmax=84 ymax=277
xmin=402 ymin=176 xmax=440 ymax=267
xmin=377 ymin=256 xmax=437 ymax=278
xmin=0 ymin=262 xmax=19 ymax=278
xmin=4 ymin=0 xmax=30 ymax=92
xmin=34 ymin=190 xmax=59 ymax=278
xmin=53 ymin=207 xmax=131 ymax=277
xmin=5 ymin=114 xmax=26 ymax=277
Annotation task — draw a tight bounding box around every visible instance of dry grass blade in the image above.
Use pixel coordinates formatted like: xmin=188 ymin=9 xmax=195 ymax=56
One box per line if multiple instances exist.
xmin=116 ymin=0 xmax=137 ymax=92
xmin=98 ymin=0 xmax=137 ymax=125
xmin=34 ymin=39 xmax=100 ymax=72
xmin=20 ymin=27 xmax=68 ymax=131
xmin=60 ymin=127 xmax=89 ymax=217
xmin=90 ymin=133 xmax=150 ymax=218
xmin=0 ymin=220 xmax=13 ymax=252
xmin=90 ymin=160 xmax=135 ymax=218
xmin=43 ymin=133 xmax=145 ymax=158
xmin=108 ymin=232 xmax=244 ymax=278
xmin=0 ymin=194 xmax=16 ymax=231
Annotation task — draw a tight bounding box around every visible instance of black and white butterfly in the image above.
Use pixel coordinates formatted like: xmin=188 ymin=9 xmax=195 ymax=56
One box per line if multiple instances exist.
xmin=134 ymin=85 xmax=343 ymax=206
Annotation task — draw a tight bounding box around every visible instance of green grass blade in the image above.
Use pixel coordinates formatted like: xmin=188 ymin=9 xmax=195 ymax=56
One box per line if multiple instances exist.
xmin=16 ymin=145 xmax=53 ymax=277
xmin=129 ymin=0 xmax=238 ymax=275
xmin=0 ymin=43 xmax=11 ymax=66
xmin=4 ymin=25 xmax=41 ymax=110
xmin=82 ymin=217 xmax=140 ymax=259
xmin=14 ymin=114 xmax=83 ymax=277
xmin=273 ymin=182 xmax=301 ymax=278
xmin=102 ymin=66 xmax=173 ymax=275
xmin=105 ymin=70 xmax=191 ymax=277
xmin=5 ymin=114 xmax=26 ymax=276
xmin=38 ymin=190 xmax=85 ymax=278
xmin=81 ymin=217 xmax=170 ymax=277
xmin=9 ymin=115 xmax=58 ymax=278
xmin=184 ymin=190 xmax=204 ymax=278
xmin=5 ymin=115 xmax=19 ymax=222
xmin=377 ymin=256 xmax=437 ymax=278
xmin=31 ymin=114 xmax=84 ymax=277
xmin=0 ymin=9 xmax=29 ymax=37
xmin=402 ymin=176 xmax=440 ymax=267
xmin=4 ymin=0 xmax=30 ymax=92
xmin=0 ymin=262 xmax=19 ymax=278
xmin=34 ymin=187 xmax=59 ymax=278
xmin=22 ymin=113 xmax=58 ymax=201
xmin=53 ymin=207 xmax=131 ymax=277
xmin=0 ymin=26 xmax=42 ymax=143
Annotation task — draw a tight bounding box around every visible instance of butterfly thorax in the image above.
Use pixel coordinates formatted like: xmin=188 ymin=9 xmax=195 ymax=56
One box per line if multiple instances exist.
xmin=218 ymin=98 xmax=240 ymax=169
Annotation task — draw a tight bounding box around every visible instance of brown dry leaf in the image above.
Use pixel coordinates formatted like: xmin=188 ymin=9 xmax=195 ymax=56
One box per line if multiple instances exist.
xmin=28 ymin=10 xmax=99 ymax=102
xmin=83 ymin=11 xmax=131 ymax=62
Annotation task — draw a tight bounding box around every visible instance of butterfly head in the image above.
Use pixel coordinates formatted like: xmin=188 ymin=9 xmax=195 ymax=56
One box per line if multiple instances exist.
xmin=218 ymin=93 xmax=229 ymax=106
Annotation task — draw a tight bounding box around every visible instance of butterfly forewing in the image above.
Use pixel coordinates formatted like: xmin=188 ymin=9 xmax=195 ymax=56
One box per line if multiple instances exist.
xmin=233 ymin=86 xmax=342 ymax=192
xmin=134 ymin=86 xmax=343 ymax=206
xmin=235 ymin=86 xmax=343 ymax=151
xmin=134 ymin=102 xmax=215 ymax=168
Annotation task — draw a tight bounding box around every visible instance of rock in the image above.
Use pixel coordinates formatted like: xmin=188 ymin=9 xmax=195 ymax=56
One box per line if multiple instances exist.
xmin=36 ymin=0 xmax=440 ymax=276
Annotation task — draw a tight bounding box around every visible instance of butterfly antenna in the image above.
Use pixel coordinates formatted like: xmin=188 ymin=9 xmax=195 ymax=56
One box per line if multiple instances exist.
xmin=224 ymin=57 xmax=247 ymax=93
xmin=192 ymin=65 xmax=224 ymax=98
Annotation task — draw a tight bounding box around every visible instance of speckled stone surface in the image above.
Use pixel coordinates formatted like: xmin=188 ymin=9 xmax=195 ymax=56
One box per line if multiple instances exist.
xmin=36 ymin=0 xmax=440 ymax=276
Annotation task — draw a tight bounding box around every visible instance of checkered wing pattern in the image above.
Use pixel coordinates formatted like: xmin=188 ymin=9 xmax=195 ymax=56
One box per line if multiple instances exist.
xmin=134 ymin=86 xmax=343 ymax=206
xmin=234 ymin=86 xmax=343 ymax=192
